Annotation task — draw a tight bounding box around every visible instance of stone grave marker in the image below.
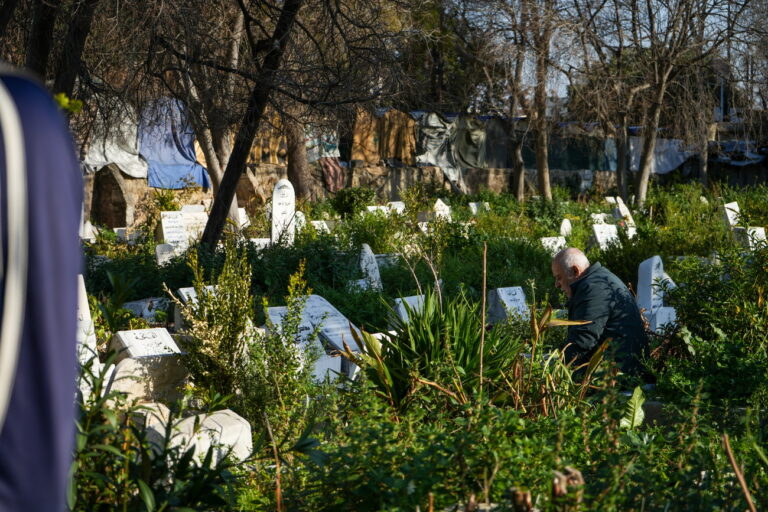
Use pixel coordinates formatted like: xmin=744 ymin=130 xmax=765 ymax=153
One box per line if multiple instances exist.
xmin=375 ymin=253 xmax=400 ymax=269
xmin=591 ymin=224 xmax=619 ymax=250
xmin=733 ymin=226 xmax=767 ymax=250
xmin=238 ymin=207 xmax=250 ymax=229
xmin=434 ymin=199 xmax=452 ymax=221
xmin=155 ymin=243 xmax=175 ymax=266
xmin=722 ymin=201 xmax=741 ymax=228
xmin=145 ymin=409 xmax=252 ymax=465
xmin=249 ymin=238 xmax=271 ymax=250
xmin=174 ymin=285 xmax=216 ymax=328
xmin=310 ymin=220 xmax=330 ymax=233
xmin=487 ymin=287 xmax=529 ymax=324
xmin=650 ymin=306 xmax=677 ymax=333
xmin=605 ymin=196 xmax=617 ymax=204
xmin=109 ymin=328 xmax=182 ymax=363
xmin=393 ymin=295 xmax=424 ymax=324
xmin=114 ymin=227 xmax=140 ymax=244
xmin=181 ymin=204 xmax=206 ymax=213
xmin=388 ymin=201 xmax=406 ymax=214
xmin=540 ymin=236 xmax=567 ymax=255
xmin=468 ymin=202 xmax=490 ymax=215
xmin=183 ymin=211 xmax=209 ymax=240
xmin=271 ymin=179 xmax=296 ymax=245
xmin=559 ymin=219 xmax=572 ymax=237
xmin=159 ymin=211 xmax=189 ymax=252
xmin=122 ymin=297 xmax=170 ymax=323
xmin=77 ymin=275 xmax=101 ymax=397
xmin=613 ymin=197 xmax=636 ymax=227
xmin=294 ymin=211 xmax=306 ymax=232
xmin=637 ymin=256 xmax=675 ymax=321
xmin=590 ymin=212 xmax=614 ymax=225
xmin=105 ymin=355 xmax=188 ymax=403
xmin=366 ymin=206 xmax=389 ymax=214
xmin=359 ymin=244 xmax=383 ymax=291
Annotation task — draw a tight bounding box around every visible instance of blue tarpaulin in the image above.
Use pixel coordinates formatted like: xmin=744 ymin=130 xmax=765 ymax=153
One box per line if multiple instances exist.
xmin=139 ymin=98 xmax=210 ymax=189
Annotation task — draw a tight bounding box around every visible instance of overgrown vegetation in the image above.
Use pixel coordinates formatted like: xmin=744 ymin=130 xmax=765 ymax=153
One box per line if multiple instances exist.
xmin=77 ymin=183 xmax=768 ymax=510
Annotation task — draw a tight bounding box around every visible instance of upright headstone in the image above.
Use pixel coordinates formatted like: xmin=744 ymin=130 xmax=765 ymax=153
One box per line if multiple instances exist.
xmin=122 ymin=298 xmax=170 ymax=323
xmin=249 ymin=238 xmax=271 ymax=250
xmin=105 ymin=355 xmax=188 ymax=403
xmin=366 ymin=206 xmax=388 ymax=214
xmin=650 ymin=306 xmax=677 ymax=333
xmin=487 ymin=287 xmax=529 ymax=324
xmin=393 ymin=295 xmax=424 ymax=324
xmin=592 ymin=224 xmax=619 ymax=250
xmin=605 ymin=196 xmax=617 ymax=204
xmin=183 ymin=211 xmax=209 ymax=240
xmin=387 ymin=201 xmax=406 ymax=214
xmin=173 ymin=286 xmax=216 ymax=330
xmin=637 ymin=256 xmax=672 ymax=321
xmin=540 ymin=236 xmax=567 ymax=255
xmin=613 ymin=197 xmax=636 ymax=228
xmin=238 ymin=207 xmax=250 ymax=229
xmin=722 ymin=201 xmax=741 ymax=228
xmin=434 ymin=199 xmax=452 ymax=221
xmin=271 ymin=179 xmax=296 ymax=245
xmin=159 ymin=211 xmax=189 ymax=252
xmin=310 ymin=220 xmax=331 ymax=234
xmin=733 ymin=226 xmax=767 ymax=250
xmin=559 ymin=219 xmax=572 ymax=237
xmin=181 ymin=204 xmax=206 ymax=213
xmin=155 ymin=243 xmax=175 ymax=266
xmin=359 ymin=244 xmax=383 ymax=291
xmin=468 ymin=202 xmax=490 ymax=215
xmin=77 ymin=275 xmax=102 ymax=397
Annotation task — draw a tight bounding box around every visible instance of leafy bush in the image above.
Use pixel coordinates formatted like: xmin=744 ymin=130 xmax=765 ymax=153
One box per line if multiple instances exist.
xmin=330 ymin=186 xmax=375 ymax=218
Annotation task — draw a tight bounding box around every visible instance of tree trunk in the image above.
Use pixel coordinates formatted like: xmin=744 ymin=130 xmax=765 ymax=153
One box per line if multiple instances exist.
xmin=616 ymin=122 xmax=629 ymax=199
xmin=533 ymin=23 xmax=552 ymax=200
xmin=0 ymin=0 xmax=20 ymax=39
xmin=699 ymin=128 xmax=709 ymax=187
xmin=285 ymin=116 xmax=312 ymax=200
xmin=52 ymin=0 xmax=101 ymax=97
xmin=636 ymin=79 xmax=667 ymax=207
xmin=200 ymin=0 xmax=304 ymax=249
xmin=25 ymin=0 xmax=62 ymax=77
xmin=512 ymin=138 xmax=525 ymax=201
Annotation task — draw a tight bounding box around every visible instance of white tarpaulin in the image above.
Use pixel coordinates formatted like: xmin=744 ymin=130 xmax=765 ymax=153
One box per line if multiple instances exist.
xmin=415 ymin=112 xmax=466 ymax=193
xmin=629 ymin=136 xmax=694 ymax=175
xmin=84 ymin=106 xmax=147 ymax=178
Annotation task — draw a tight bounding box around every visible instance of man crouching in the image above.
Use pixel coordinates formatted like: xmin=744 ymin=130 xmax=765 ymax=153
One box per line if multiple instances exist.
xmin=551 ymin=247 xmax=648 ymax=375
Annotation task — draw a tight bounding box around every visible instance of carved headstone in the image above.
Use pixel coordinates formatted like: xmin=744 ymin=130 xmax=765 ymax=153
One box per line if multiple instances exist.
xmin=359 ymin=243 xmax=383 ymax=291
xmin=591 ymin=224 xmax=619 ymax=250
xmin=109 ymin=328 xmax=182 ymax=363
xmin=159 ymin=211 xmax=189 ymax=252
xmin=540 ymin=236 xmax=567 ymax=255
xmin=271 ymin=179 xmax=296 ymax=245
xmin=487 ymin=287 xmax=529 ymax=324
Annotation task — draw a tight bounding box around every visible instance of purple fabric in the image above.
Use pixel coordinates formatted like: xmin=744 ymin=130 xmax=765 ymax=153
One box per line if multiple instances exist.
xmin=139 ymin=97 xmax=210 ymax=189
xmin=0 ymin=74 xmax=82 ymax=511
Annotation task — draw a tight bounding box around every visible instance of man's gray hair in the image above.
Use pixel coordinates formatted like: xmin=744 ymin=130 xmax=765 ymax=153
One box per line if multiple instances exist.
xmin=553 ymin=247 xmax=590 ymax=277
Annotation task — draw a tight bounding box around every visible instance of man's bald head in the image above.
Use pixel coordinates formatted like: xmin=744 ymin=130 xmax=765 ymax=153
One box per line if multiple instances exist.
xmin=551 ymin=248 xmax=590 ymax=298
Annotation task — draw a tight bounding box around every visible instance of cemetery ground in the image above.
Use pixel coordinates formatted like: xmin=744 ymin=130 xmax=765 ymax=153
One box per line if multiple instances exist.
xmin=75 ymin=182 xmax=768 ymax=511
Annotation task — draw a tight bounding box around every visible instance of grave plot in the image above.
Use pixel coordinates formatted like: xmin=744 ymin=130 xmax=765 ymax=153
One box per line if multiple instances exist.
xmin=637 ymin=256 xmax=677 ymax=332
xmin=591 ymin=223 xmax=620 ymax=250
xmin=271 ymin=179 xmax=296 ymax=245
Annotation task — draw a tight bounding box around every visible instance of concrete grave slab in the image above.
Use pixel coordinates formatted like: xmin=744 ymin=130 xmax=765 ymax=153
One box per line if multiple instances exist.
xmin=105 ymin=355 xmax=188 ymax=404
xmin=109 ymin=328 xmax=182 ymax=363
xmin=591 ymin=224 xmax=619 ymax=250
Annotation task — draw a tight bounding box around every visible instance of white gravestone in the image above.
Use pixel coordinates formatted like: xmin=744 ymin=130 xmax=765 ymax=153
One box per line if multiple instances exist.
xmin=159 ymin=211 xmax=189 ymax=252
xmin=266 ymin=305 xmax=344 ymax=381
xmin=393 ymin=295 xmax=425 ymax=324
xmin=249 ymin=238 xmax=271 ymax=250
xmin=155 ymin=243 xmax=176 ymax=266
xmin=238 ymin=207 xmax=250 ymax=229
xmin=650 ymin=306 xmax=677 ymax=333
xmin=722 ymin=201 xmax=741 ymax=228
xmin=637 ymin=256 xmax=676 ymax=322
xmin=540 ymin=236 xmax=567 ymax=256
xmin=271 ymin=179 xmax=296 ymax=245
xmin=468 ymin=202 xmax=490 ymax=215
xmin=590 ymin=213 xmax=614 ymax=225
xmin=559 ymin=219 xmax=572 ymax=237
xmin=109 ymin=328 xmax=182 ymax=363
xmin=183 ymin=211 xmax=208 ymax=240
xmin=434 ymin=199 xmax=452 ymax=221
xmin=366 ymin=206 xmax=389 ymax=214
xmin=613 ymin=197 xmax=636 ymax=228
xmin=592 ymin=224 xmax=619 ymax=250
xmin=310 ymin=220 xmax=330 ymax=234
xmin=294 ymin=211 xmax=306 ymax=232
xmin=105 ymin=355 xmax=187 ymax=403
xmin=359 ymin=244 xmax=383 ymax=291
xmin=605 ymin=196 xmax=617 ymax=204
xmin=387 ymin=201 xmax=406 ymax=214
xmin=77 ymin=275 xmax=102 ymax=397
xmin=174 ymin=286 xmax=216 ymax=329
xmin=487 ymin=287 xmax=529 ymax=324
xmin=733 ymin=226 xmax=767 ymax=250
xmin=145 ymin=409 xmax=252 ymax=466
xmin=181 ymin=204 xmax=206 ymax=213
xmin=122 ymin=297 xmax=170 ymax=322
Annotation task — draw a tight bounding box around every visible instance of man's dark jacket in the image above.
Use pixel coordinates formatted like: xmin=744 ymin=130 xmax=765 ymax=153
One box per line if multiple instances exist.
xmin=565 ymin=262 xmax=648 ymax=374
